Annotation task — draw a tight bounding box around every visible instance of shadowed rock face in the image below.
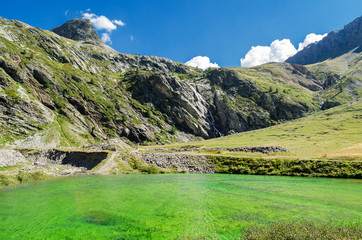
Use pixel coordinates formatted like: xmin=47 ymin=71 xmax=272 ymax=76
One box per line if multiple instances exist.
xmin=51 ymin=19 xmax=103 ymax=45
xmin=24 ymin=150 xmax=108 ymax=170
xmin=286 ymin=16 xmax=362 ymax=65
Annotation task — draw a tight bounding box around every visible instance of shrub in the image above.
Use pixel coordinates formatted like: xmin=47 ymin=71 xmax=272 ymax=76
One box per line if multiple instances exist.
xmin=170 ymin=125 xmax=177 ymax=135
xmin=141 ymin=164 xmax=160 ymax=174
xmin=0 ymin=174 xmax=17 ymax=186
xmin=16 ymin=170 xmax=47 ymax=183
xmin=44 ymin=80 xmax=50 ymax=88
xmin=146 ymin=109 xmax=153 ymax=118
xmin=121 ymin=114 xmax=128 ymax=122
xmin=339 ymin=84 xmax=344 ymax=92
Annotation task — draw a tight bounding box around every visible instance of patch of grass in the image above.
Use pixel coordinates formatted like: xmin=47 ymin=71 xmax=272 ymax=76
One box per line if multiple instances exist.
xmin=3 ymin=87 xmax=20 ymax=100
xmin=208 ymin=156 xmax=362 ymax=178
xmin=16 ymin=170 xmax=49 ymax=183
xmin=241 ymin=221 xmax=362 ymax=240
xmin=0 ymin=174 xmax=18 ymax=187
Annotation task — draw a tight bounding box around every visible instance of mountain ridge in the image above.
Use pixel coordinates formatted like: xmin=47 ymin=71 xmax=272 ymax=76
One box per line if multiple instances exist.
xmin=286 ymin=15 xmax=362 ymax=65
xmin=0 ymin=16 xmax=360 ymax=149
xmin=51 ymin=18 xmax=104 ymax=46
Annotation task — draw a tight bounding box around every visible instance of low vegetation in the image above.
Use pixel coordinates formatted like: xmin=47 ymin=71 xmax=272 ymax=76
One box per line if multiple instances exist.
xmin=241 ymin=221 xmax=362 ymax=240
xmin=0 ymin=170 xmax=50 ymax=187
xmin=209 ymin=156 xmax=361 ymax=178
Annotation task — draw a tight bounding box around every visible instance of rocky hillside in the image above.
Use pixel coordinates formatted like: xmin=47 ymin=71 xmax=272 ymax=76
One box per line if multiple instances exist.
xmin=286 ymin=15 xmax=362 ymax=65
xmin=306 ymin=50 xmax=362 ymax=108
xmin=0 ymin=17 xmax=357 ymax=148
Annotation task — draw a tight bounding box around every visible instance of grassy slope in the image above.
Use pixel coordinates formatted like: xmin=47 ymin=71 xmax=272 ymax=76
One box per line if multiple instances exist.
xmin=307 ymin=51 xmax=362 ymax=104
xmin=146 ymin=101 xmax=362 ymax=161
xmin=230 ymin=63 xmax=320 ymax=110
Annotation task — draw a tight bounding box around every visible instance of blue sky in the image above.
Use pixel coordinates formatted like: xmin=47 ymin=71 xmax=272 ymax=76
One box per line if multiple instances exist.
xmin=1 ymin=0 xmax=361 ymax=67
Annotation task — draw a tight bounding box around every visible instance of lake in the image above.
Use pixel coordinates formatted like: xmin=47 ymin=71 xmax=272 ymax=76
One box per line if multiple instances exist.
xmin=0 ymin=174 xmax=361 ymax=239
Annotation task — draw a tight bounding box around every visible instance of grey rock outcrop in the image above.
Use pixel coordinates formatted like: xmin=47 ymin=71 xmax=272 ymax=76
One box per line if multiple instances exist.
xmin=0 ymin=149 xmax=27 ymax=167
xmin=51 ymin=19 xmax=103 ymax=45
xmin=136 ymin=153 xmax=215 ymax=173
xmin=23 ymin=149 xmax=108 ymax=170
xmin=152 ymin=146 xmax=289 ymax=154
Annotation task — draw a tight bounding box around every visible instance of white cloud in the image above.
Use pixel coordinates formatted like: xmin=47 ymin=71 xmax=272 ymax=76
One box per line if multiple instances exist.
xmin=65 ymin=10 xmax=69 ymax=16
xmin=185 ymin=56 xmax=219 ymax=70
xmin=240 ymin=39 xmax=297 ymax=67
xmin=298 ymin=33 xmax=327 ymax=51
xmin=82 ymin=12 xmax=126 ymax=44
xmin=101 ymin=33 xmax=112 ymax=44
xmin=240 ymin=33 xmax=327 ymax=67
xmin=82 ymin=13 xmax=116 ymax=32
xmin=86 ymin=8 xmax=91 ymax=12
xmin=113 ymin=20 xmax=126 ymax=27
xmin=130 ymin=35 xmax=134 ymax=41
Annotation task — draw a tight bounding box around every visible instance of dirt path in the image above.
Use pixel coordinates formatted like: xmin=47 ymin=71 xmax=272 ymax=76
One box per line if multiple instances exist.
xmin=95 ymin=152 xmax=119 ymax=174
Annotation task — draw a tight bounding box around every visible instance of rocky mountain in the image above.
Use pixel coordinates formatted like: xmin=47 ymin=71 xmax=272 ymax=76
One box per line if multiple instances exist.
xmin=0 ymin=17 xmax=359 ymax=148
xmin=286 ymin=15 xmax=362 ymax=65
xmin=51 ymin=19 xmax=103 ymax=45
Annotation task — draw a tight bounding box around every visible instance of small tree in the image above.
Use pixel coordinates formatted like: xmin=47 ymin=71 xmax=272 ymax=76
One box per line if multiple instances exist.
xmin=339 ymin=84 xmax=344 ymax=92
xmin=146 ymin=109 xmax=153 ymax=118
xmin=170 ymin=125 xmax=177 ymax=135
xmin=122 ymin=114 xmax=128 ymax=122
xmin=44 ymin=80 xmax=50 ymax=88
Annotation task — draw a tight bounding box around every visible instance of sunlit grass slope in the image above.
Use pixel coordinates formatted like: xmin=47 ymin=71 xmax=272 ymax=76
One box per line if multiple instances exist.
xmin=148 ymin=101 xmax=362 ymax=160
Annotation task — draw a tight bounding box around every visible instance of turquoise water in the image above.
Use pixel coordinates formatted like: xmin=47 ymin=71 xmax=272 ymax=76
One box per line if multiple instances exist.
xmin=0 ymin=174 xmax=361 ymax=239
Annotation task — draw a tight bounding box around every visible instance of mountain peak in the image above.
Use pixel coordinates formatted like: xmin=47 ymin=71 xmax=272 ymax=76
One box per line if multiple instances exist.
xmin=286 ymin=15 xmax=362 ymax=65
xmin=51 ymin=18 xmax=103 ymax=45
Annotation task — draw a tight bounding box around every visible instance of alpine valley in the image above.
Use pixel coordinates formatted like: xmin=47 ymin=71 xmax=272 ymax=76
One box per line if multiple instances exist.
xmin=0 ymin=12 xmax=361 ymax=240
xmin=0 ymin=15 xmax=361 ymax=179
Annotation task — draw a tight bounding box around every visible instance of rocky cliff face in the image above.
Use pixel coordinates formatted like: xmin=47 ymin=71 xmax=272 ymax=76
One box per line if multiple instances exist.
xmin=0 ymin=17 xmax=350 ymax=148
xmin=286 ymin=16 xmax=362 ymax=65
xmin=51 ymin=19 xmax=103 ymax=45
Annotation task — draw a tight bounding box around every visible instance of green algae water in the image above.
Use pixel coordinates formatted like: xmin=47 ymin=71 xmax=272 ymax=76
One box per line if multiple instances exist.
xmin=0 ymin=174 xmax=361 ymax=239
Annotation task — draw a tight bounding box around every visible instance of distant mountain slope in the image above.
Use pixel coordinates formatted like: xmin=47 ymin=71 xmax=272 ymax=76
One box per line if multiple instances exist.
xmin=164 ymin=101 xmax=362 ymax=160
xmin=306 ymin=50 xmax=362 ymax=108
xmin=0 ymin=16 xmax=357 ymax=148
xmin=286 ymin=16 xmax=362 ymax=65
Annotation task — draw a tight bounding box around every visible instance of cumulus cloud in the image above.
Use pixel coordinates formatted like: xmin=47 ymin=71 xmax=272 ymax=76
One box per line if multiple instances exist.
xmin=240 ymin=33 xmax=327 ymax=67
xmin=298 ymin=33 xmax=327 ymax=51
xmin=185 ymin=56 xmax=219 ymax=70
xmin=101 ymin=33 xmax=112 ymax=44
xmin=240 ymin=39 xmax=297 ymax=67
xmin=82 ymin=13 xmax=117 ymax=32
xmin=82 ymin=12 xmax=126 ymax=44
